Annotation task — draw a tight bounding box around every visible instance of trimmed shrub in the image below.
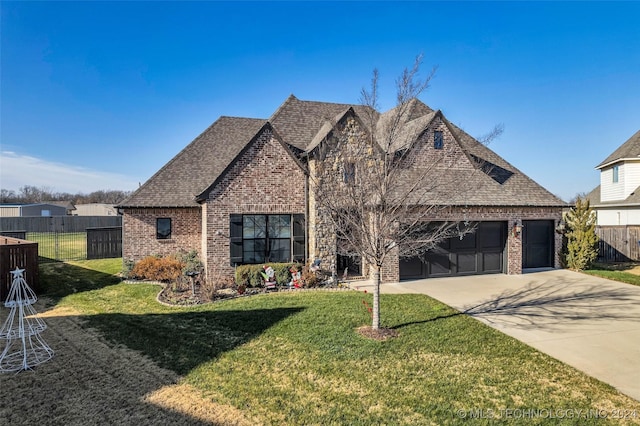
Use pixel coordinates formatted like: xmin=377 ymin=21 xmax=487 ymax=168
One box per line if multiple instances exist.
xmin=176 ymin=249 xmax=204 ymax=276
xmin=130 ymin=255 xmax=184 ymax=282
xmin=564 ymin=197 xmax=598 ymax=271
xmin=235 ymin=263 xmax=301 ymax=288
xmin=121 ymin=258 xmax=135 ymax=279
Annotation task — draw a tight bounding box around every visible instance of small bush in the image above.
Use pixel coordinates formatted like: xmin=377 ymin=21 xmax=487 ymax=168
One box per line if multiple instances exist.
xmin=564 ymin=197 xmax=598 ymax=271
xmin=301 ymin=263 xmax=320 ymax=287
xmin=130 ymin=255 xmax=184 ymax=282
xmin=121 ymin=258 xmax=135 ymax=279
xmin=176 ymin=249 xmax=204 ymax=276
xmin=235 ymin=263 xmax=301 ymax=287
xmin=201 ymin=269 xmax=235 ymax=301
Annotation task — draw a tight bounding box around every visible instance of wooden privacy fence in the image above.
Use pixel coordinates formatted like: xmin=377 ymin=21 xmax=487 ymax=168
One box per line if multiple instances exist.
xmin=596 ymin=226 xmax=640 ymax=262
xmin=87 ymin=226 xmax=122 ymax=259
xmin=0 ymin=236 xmax=39 ymax=302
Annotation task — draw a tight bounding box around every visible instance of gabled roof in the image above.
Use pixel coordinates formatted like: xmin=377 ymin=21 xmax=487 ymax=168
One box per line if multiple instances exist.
xmin=305 ymin=107 xmax=354 ymax=153
xmin=119 ymin=95 xmax=566 ymax=209
xmin=597 ymin=129 xmax=640 ymax=169
xmin=396 ymin=113 xmax=566 ymax=207
xmin=585 ymin=184 xmax=640 ymax=207
xmin=270 ymin=95 xmax=376 ymax=150
xmin=119 ymin=117 xmax=265 ymax=207
xmin=195 ymin=122 xmax=307 ymax=202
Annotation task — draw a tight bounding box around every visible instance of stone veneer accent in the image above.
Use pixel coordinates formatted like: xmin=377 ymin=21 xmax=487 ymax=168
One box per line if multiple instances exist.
xmin=308 ymin=115 xmax=368 ymax=276
xmin=203 ymin=127 xmax=307 ymax=281
xmin=121 ymin=207 xmax=201 ymax=262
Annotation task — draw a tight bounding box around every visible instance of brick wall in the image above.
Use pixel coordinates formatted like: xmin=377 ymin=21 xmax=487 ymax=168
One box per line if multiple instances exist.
xmin=203 ymin=127 xmax=307 ymax=280
xmin=121 ymin=207 xmax=201 ymax=262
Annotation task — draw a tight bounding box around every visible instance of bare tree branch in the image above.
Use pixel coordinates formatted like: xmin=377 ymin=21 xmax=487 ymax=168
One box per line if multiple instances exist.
xmin=309 ymin=56 xmax=494 ymax=329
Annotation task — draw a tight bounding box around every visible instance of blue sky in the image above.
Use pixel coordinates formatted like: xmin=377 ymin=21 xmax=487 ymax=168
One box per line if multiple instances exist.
xmin=1 ymin=1 xmax=639 ymax=201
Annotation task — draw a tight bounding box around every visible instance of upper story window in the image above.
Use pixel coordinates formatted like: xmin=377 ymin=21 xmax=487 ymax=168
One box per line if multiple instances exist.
xmin=343 ymin=162 xmax=356 ymax=184
xmin=434 ymin=131 xmax=444 ymax=149
xmin=156 ymin=218 xmax=172 ymax=239
xmin=612 ymin=165 xmax=619 ymax=183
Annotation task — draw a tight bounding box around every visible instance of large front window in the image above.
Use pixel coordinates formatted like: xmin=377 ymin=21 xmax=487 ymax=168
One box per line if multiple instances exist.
xmin=230 ymin=214 xmax=305 ymax=265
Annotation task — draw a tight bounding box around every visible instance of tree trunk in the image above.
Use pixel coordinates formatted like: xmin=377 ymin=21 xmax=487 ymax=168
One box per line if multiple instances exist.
xmin=372 ymin=264 xmax=381 ymax=329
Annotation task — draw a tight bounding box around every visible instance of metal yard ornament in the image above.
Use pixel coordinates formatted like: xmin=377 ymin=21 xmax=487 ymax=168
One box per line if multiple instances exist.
xmin=0 ymin=267 xmax=54 ymax=372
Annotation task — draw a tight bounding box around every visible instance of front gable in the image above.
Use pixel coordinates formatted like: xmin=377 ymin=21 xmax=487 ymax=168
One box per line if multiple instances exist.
xmin=198 ymin=123 xmax=306 ymax=204
xmin=201 ymin=123 xmax=307 ymax=277
xmin=401 ymin=112 xmax=476 ymax=171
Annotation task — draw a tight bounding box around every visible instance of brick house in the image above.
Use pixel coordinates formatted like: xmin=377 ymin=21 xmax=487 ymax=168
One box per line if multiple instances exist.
xmin=118 ymin=95 xmax=566 ymax=282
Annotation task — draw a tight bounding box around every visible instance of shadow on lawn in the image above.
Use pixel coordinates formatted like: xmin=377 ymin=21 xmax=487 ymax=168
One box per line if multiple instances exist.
xmin=39 ymin=260 xmax=123 ymax=303
xmin=81 ymin=307 xmax=304 ymax=376
xmin=10 ymin=262 xmax=305 ymax=424
xmin=1 ymin=307 xmax=300 ymax=425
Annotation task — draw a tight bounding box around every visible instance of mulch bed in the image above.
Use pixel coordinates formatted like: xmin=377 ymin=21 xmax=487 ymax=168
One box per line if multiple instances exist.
xmin=356 ymin=326 xmax=399 ymax=341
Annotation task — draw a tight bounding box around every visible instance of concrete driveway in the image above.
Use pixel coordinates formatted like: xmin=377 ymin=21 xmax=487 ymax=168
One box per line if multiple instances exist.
xmin=353 ymin=269 xmax=640 ymax=401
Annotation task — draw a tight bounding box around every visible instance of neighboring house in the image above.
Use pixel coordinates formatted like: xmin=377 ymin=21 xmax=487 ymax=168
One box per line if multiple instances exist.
xmin=73 ymin=203 xmax=118 ymax=216
xmin=118 ymin=95 xmax=566 ymax=283
xmin=0 ymin=202 xmax=73 ymax=217
xmin=586 ymin=130 xmax=640 ymax=226
xmin=586 ymin=130 xmax=640 ymax=261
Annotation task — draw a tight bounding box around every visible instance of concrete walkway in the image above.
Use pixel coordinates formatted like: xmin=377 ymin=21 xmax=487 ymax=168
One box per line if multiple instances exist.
xmin=351 ymin=269 xmax=640 ymax=401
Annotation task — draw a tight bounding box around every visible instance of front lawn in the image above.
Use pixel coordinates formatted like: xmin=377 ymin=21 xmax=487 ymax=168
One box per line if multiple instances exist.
xmin=583 ymin=262 xmax=640 ymax=287
xmin=7 ymin=259 xmax=639 ymax=424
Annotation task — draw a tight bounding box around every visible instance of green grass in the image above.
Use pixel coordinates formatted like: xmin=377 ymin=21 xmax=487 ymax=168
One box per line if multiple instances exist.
xmin=583 ymin=263 xmax=640 ymax=286
xmin=28 ymin=231 xmax=86 ymax=261
xmin=43 ymin=259 xmax=640 ymax=425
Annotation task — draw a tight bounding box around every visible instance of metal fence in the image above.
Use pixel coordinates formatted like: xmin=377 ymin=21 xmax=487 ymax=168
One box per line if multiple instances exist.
xmin=0 ymin=216 xmax=122 ymax=263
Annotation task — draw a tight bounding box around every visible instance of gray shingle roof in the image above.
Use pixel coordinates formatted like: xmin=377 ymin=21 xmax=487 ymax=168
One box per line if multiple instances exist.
xmin=118 ymin=117 xmax=266 ymax=207
xmin=597 ymin=129 xmax=640 ymax=168
xmin=270 ymin=95 xmax=376 ymax=150
xmin=392 ymin=112 xmax=566 ymax=207
xmin=446 ymin=118 xmax=566 ymax=206
xmin=119 ymin=95 xmax=566 ymax=209
xmin=586 ymin=184 xmax=640 ymax=207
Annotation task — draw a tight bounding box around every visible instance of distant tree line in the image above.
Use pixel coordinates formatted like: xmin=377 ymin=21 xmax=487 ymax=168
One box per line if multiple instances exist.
xmin=0 ymin=185 xmax=132 ymax=205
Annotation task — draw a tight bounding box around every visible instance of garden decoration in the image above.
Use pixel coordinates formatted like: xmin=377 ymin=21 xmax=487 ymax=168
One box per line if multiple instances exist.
xmin=186 ymin=270 xmax=199 ymax=297
xmin=260 ymin=266 xmax=277 ymax=291
xmin=289 ymin=267 xmax=302 ymax=289
xmin=0 ymin=267 xmax=54 ymax=373
xmin=310 ymin=259 xmax=321 ymax=272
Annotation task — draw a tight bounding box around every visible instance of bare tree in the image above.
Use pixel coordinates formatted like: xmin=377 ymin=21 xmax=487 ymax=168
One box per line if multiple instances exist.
xmin=310 ymin=55 xmax=502 ymax=331
xmin=0 ymin=185 xmax=131 ymax=204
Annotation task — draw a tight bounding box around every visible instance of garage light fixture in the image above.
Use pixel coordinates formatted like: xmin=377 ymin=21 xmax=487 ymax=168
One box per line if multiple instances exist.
xmin=512 ymin=220 xmax=523 ymax=238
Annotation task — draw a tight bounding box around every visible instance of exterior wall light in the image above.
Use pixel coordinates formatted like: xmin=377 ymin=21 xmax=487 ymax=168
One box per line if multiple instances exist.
xmin=512 ymin=220 xmax=523 ymax=238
